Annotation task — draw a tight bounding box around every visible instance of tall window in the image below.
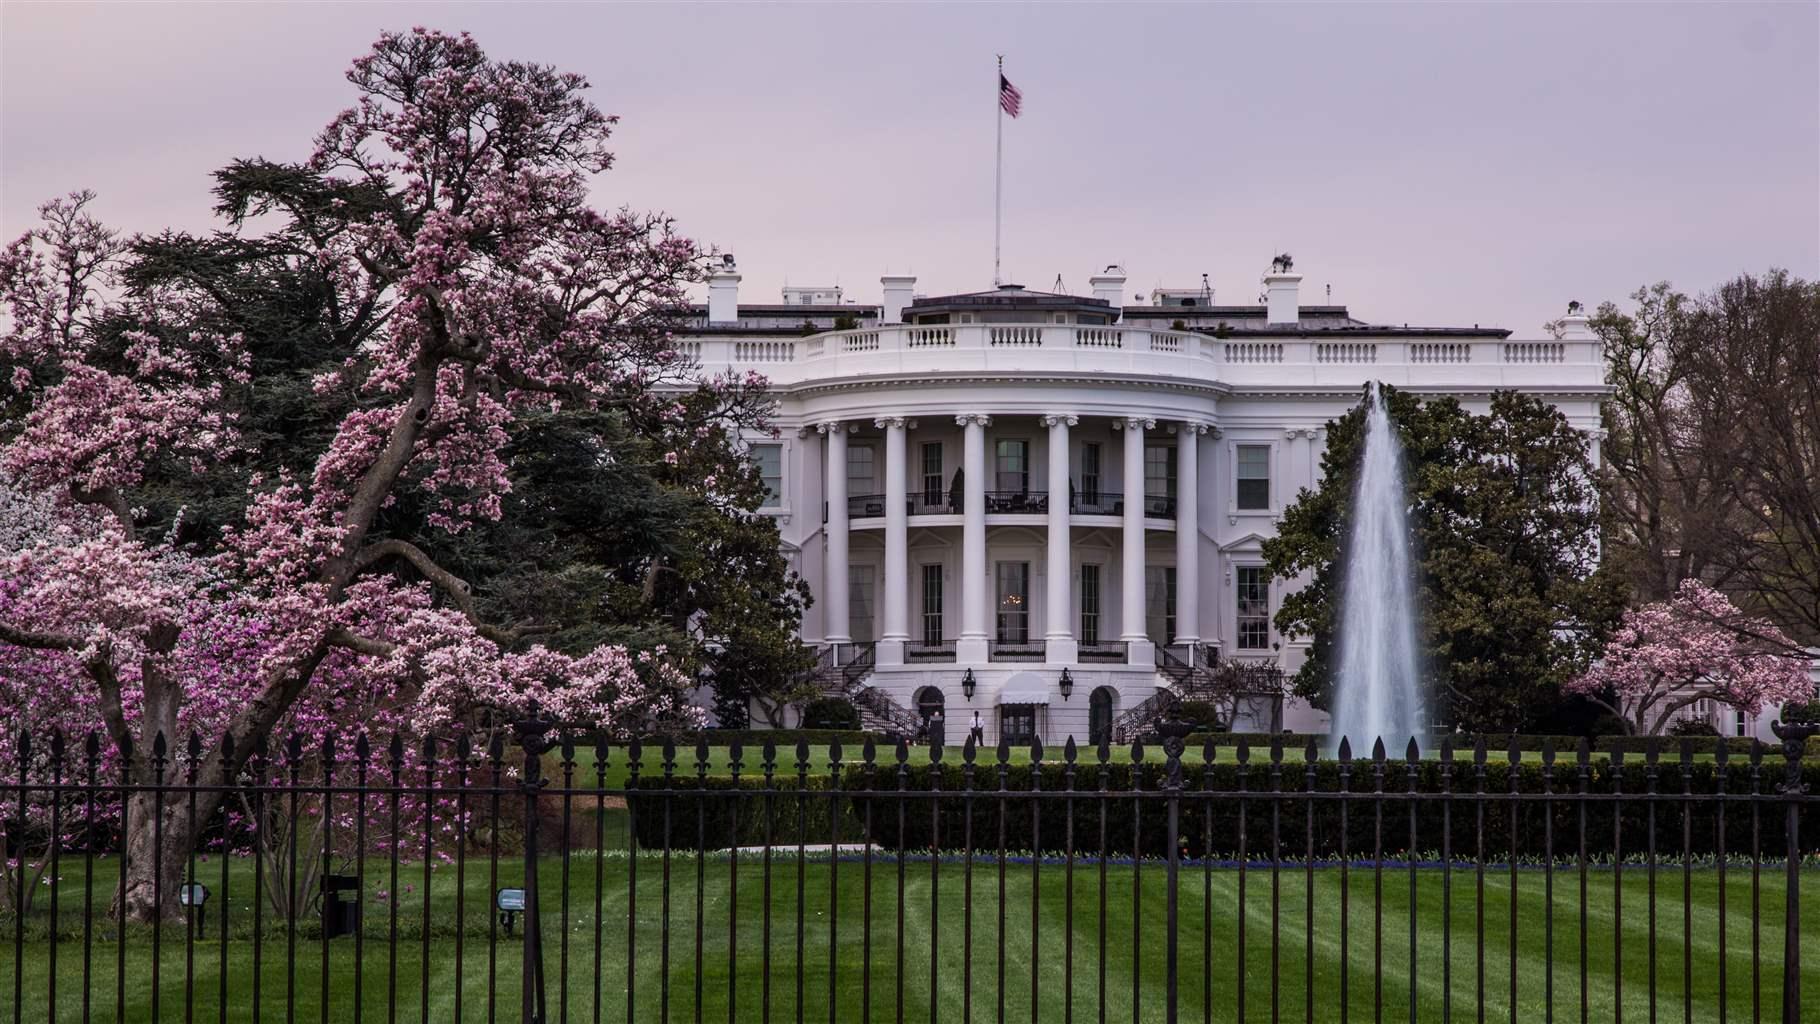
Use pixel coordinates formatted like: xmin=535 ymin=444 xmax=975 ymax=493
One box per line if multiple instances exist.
xmin=752 ymin=444 xmax=783 ymax=506
xmin=1146 ymin=566 xmax=1177 ymax=646
xmin=1145 ymin=444 xmax=1177 ymax=514
xmin=996 ymin=561 xmax=1030 ymax=644
xmin=847 ymin=445 xmax=876 ymax=497
xmin=921 ymin=564 xmax=944 ymax=647
xmin=921 ymin=443 xmax=943 ymax=506
xmin=1080 ymin=443 xmax=1102 ymax=504
xmin=995 ymin=439 xmax=1029 ymax=493
xmin=1236 ymin=566 xmax=1270 ymax=650
xmin=1236 ymin=445 xmax=1270 ymax=510
xmin=849 ymin=565 xmax=876 ymax=643
xmin=1079 ymin=564 xmax=1101 ymax=646
xmin=1735 ymin=710 xmax=1748 ymax=737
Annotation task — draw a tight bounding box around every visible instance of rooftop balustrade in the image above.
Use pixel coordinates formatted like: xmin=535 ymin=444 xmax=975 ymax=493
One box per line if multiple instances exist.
xmin=673 ymin=323 xmax=1604 ymax=390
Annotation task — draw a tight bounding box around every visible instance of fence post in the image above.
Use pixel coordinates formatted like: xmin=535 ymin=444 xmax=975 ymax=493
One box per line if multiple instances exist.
xmin=1159 ymin=719 xmax=1192 ymax=1024
xmin=1769 ymin=720 xmax=1812 ymax=1024
xmin=1771 ymin=719 xmax=1815 ymax=1024
xmin=514 ymin=707 xmax=557 ymax=1024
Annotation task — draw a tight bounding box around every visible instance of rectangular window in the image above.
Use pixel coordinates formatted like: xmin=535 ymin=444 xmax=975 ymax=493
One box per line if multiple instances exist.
xmin=921 ymin=443 xmax=943 ymax=506
xmin=849 ymin=565 xmax=876 ymax=643
xmin=921 ymin=564 xmax=944 ymax=647
xmin=995 ymin=439 xmax=1029 ymax=494
xmin=1146 ymin=565 xmax=1177 ymax=646
xmin=1145 ymin=444 xmax=1177 ymax=515
xmin=752 ymin=444 xmax=783 ymax=506
xmin=1079 ymin=564 xmax=1101 ymax=646
xmin=1236 ymin=445 xmax=1270 ymax=510
xmin=847 ymin=445 xmax=876 ymax=498
xmin=996 ymin=561 xmax=1030 ymax=644
xmin=1236 ymin=566 xmax=1270 ymax=650
xmin=1080 ymin=443 xmax=1102 ymax=505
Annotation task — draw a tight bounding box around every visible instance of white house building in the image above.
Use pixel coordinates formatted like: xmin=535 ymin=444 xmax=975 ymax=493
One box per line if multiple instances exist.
xmin=679 ymin=256 xmax=1607 ymax=745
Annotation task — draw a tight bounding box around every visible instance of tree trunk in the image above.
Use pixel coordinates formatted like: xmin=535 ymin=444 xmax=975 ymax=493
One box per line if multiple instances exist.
xmin=117 ymin=786 xmax=226 ymax=924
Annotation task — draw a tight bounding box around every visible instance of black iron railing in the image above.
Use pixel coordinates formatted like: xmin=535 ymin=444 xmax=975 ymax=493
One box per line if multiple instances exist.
xmin=4 ymin=722 xmax=1818 ymax=1022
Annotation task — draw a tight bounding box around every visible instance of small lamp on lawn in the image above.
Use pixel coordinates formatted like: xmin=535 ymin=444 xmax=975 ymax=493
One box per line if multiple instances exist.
xmin=496 ymin=887 xmax=527 ymax=937
xmin=178 ymin=882 xmax=209 ymax=939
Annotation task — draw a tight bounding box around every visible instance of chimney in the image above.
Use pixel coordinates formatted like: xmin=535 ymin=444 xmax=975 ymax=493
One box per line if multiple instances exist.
xmin=1089 ymin=264 xmax=1127 ymax=308
xmin=707 ymin=254 xmax=741 ymax=325
xmin=1263 ymin=256 xmax=1301 ymax=326
xmin=880 ymin=274 xmax=916 ymax=325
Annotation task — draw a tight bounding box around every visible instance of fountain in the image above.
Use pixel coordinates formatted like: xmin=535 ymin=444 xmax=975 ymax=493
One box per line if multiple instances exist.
xmin=1329 ymin=381 xmax=1426 ymax=753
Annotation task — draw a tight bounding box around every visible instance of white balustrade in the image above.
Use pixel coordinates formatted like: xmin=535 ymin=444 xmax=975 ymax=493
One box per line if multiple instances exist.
xmin=1315 ymin=342 xmax=1377 ymax=363
xmin=1148 ymin=331 xmax=1185 ymax=353
xmin=1075 ymin=327 xmax=1124 ymax=348
xmin=1224 ymin=342 xmax=1285 ymax=364
xmin=989 ymin=326 xmax=1043 ymax=347
xmin=906 ymin=326 xmax=954 ymax=348
xmin=673 ymin=340 xmax=703 ymax=362
xmin=1502 ymin=341 xmax=1566 ymax=364
xmin=1410 ymin=342 xmax=1471 ymax=364
xmin=733 ymin=340 xmax=796 ymax=362
xmin=843 ymin=331 xmax=880 ymax=353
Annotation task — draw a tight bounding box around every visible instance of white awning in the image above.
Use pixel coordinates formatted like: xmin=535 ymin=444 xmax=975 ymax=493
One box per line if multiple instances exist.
xmin=996 ymin=672 xmax=1052 ymax=705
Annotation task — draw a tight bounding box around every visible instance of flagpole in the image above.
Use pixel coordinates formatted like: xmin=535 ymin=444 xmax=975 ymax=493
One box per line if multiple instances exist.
xmin=993 ymin=54 xmax=1003 ymax=287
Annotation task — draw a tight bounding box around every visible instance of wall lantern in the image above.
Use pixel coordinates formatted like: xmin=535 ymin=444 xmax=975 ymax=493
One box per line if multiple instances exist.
xmin=497 ymin=887 xmax=527 ymax=936
xmin=962 ymin=669 xmax=977 ymax=701
xmin=1058 ymin=668 xmax=1073 ymax=701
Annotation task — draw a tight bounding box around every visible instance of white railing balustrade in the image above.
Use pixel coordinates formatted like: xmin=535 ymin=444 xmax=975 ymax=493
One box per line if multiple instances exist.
xmin=1410 ymin=342 xmax=1471 ymax=364
xmin=1225 ymin=342 xmax=1285 ymax=364
xmin=990 ymin=326 xmax=1043 ymax=347
xmin=1502 ymin=341 xmax=1566 ymax=364
xmin=1315 ymin=342 xmax=1377 ymax=364
xmin=906 ymin=327 xmax=954 ymax=348
xmin=843 ymin=331 xmax=880 ymax=353
xmin=733 ymin=340 xmax=796 ymax=363
xmin=1075 ymin=327 xmax=1124 ymax=348
xmin=1148 ymin=331 xmax=1186 ymax=353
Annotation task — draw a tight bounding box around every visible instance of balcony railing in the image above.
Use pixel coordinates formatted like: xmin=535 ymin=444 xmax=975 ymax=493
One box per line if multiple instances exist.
xmin=906 ymin=641 xmax=956 ymax=662
xmin=1078 ymin=642 xmax=1129 ymax=663
xmin=988 ymin=640 xmax=1045 ymax=662
xmin=846 ymin=489 xmax=1171 ymax=520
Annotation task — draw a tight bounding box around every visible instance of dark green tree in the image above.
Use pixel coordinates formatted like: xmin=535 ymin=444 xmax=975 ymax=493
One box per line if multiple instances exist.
xmin=1264 ymin=387 xmax=1625 ymax=733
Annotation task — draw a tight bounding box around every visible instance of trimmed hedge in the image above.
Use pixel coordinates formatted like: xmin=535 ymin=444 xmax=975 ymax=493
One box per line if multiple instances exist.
xmin=630 ymin=758 xmax=1820 ymax=856
xmin=1176 ymin=732 xmax=1773 ymax=758
xmin=628 ymin=728 xmax=887 ymax=751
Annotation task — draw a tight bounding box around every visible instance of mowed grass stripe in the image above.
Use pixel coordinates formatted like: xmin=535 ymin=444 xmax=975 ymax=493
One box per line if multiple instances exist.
xmin=8 ymin=855 xmax=1818 ymax=1022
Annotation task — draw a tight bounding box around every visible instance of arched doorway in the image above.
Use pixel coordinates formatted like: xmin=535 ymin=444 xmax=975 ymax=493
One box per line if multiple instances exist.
xmin=1089 ymin=686 xmax=1117 ymax=747
xmin=916 ymin=686 xmax=945 ymax=723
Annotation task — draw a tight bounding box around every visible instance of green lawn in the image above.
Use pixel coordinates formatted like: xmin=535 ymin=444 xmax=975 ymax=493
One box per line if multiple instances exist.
xmin=7 ymin=853 xmax=1816 ymax=1022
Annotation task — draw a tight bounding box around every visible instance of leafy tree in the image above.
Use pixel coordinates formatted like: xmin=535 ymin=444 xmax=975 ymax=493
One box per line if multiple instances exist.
xmin=0 ymin=29 xmax=768 ymax=920
xmin=1566 ymin=579 xmax=1813 ymax=736
xmin=1264 ymin=387 xmax=1625 ymax=733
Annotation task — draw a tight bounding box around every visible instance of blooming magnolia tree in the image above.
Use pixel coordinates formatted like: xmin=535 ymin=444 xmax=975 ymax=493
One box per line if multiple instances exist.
xmin=0 ymin=29 xmax=747 ymax=920
xmin=1567 ymin=579 xmax=1816 ymax=736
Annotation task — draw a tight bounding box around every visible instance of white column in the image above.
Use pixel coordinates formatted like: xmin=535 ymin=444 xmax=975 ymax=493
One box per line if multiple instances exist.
xmin=1174 ymin=424 xmax=1204 ymax=646
xmin=1119 ymin=417 xmax=1156 ymax=663
xmin=957 ymin=414 xmax=990 ymax=663
xmin=1043 ymin=414 xmax=1078 ymax=664
xmin=877 ymin=416 xmax=910 ymax=665
xmin=821 ymin=421 xmax=851 ymax=645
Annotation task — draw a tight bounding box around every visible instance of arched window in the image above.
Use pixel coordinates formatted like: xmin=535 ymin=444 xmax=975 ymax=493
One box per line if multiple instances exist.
xmin=1088 ymin=686 xmax=1117 ymax=747
xmin=916 ymin=686 xmax=946 ymax=722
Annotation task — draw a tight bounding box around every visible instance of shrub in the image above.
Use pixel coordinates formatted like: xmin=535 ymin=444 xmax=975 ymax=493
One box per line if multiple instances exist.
xmin=1168 ymin=701 xmax=1226 ymax=732
xmin=1669 ymin=718 xmax=1720 ymax=737
xmin=800 ymin=697 xmax=862 ymax=731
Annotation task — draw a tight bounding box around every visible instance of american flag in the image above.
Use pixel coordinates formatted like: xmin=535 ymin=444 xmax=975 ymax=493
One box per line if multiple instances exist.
xmin=999 ymin=74 xmax=1022 ymax=118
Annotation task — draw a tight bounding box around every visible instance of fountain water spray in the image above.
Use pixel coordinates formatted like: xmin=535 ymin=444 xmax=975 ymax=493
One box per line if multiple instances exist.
xmin=1329 ymin=382 xmax=1425 ymax=753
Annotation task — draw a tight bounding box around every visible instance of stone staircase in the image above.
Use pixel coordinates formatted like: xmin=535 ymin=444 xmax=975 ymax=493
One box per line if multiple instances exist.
xmin=802 ymin=644 xmax=922 ymax=738
xmin=1113 ymin=646 xmax=1288 ymax=742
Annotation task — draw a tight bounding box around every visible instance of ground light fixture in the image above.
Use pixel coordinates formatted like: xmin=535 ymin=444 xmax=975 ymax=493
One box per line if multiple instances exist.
xmin=178 ymin=882 xmax=209 ymax=938
xmin=1058 ymin=668 xmax=1073 ymax=700
xmin=497 ymin=887 xmax=527 ymax=936
xmin=961 ymin=668 xmax=976 ymax=700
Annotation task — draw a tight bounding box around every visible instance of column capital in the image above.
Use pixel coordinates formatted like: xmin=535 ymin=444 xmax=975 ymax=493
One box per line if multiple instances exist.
xmin=1111 ymin=417 xmax=1155 ymax=431
xmin=873 ymin=416 xmax=913 ymax=430
xmin=1179 ymin=421 xmax=1212 ymax=436
xmin=1040 ymin=413 xmax=1079 ymax=428
xmin=954 ymin=413 xmax=992 ymax=428
xmin=817 ymin=420 xmax=857 ymax=435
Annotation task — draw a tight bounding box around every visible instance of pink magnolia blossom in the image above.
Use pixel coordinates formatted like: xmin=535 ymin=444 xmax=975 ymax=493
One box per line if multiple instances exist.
xmin=1567 ymin=579 xmax=1816 ymax=735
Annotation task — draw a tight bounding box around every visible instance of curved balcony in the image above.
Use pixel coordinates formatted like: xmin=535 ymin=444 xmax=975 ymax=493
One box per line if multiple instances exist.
xmin=675 ymin=323 xmax=1605 ymax=390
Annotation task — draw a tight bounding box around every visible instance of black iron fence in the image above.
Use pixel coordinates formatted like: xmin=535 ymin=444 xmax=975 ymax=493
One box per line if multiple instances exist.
xmin=4 ymin=720 xmax=1818 ymax=1023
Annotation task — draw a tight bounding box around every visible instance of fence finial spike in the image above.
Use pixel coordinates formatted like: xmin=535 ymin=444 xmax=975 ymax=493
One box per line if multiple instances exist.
xmin=84 ymin=730 xmax=100 ymax=761
xmin=1541 ymin=736 xmax=1555 ymax=766
xmin=1679 ymin=737 xmax=1694 ymax=765
xmin=1472 ymin=734 xmax=1487 ymax=765
xmin=1645 ymin=736 xmax=1660 ymax=765
xmin=1270 ymin=734 xmax=1284 ymax=762
xmin=1405 ymin=736 xmax=1420 ymax=762
xmin=1577 ymin=736 xmax=1591 ymax=764
xmin=1030 ymin=737 xmax=1043 ymax=764
xmin=49 ymin=727 xmax=64 ymax=761
xmin=1337 ymin=736 xmax=1351 ymax=762
xmin=996 ymin=738 xmax=1011 ymax=764
xmin=355 ymin=732 xmax=371 ymax=762
xmin=895 ymin=738 xmax=909 ymax=764
xmin=1714 ymin=737 xmax=1729 ymax=765
xmin=962 ymin=735 xmax=976 ymax=763
xmin=1235 ymin=738 xmax=1249 ymax=764
xmin=1440 ymin=735 xmax=1454 ymax=761
xmin=153 ymin=730 xmax=168 ymax=759
xmin=862 ymin=737 xmax=876 ymax=766
xmin=1372 ymin=736 xmax=1387 ymax=762
xmin=1304 ymin=736 xmax=1318 ymax=763
xmin=1064 ymin=735 xmax=1078 ymax=763
xmin=1130 ymin=740 xmax=1146 ymax=764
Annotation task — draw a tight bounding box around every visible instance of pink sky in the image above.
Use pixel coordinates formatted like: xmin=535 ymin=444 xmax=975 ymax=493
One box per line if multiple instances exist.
xmin=4 ymin=1 xmax=1815 ymax=334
